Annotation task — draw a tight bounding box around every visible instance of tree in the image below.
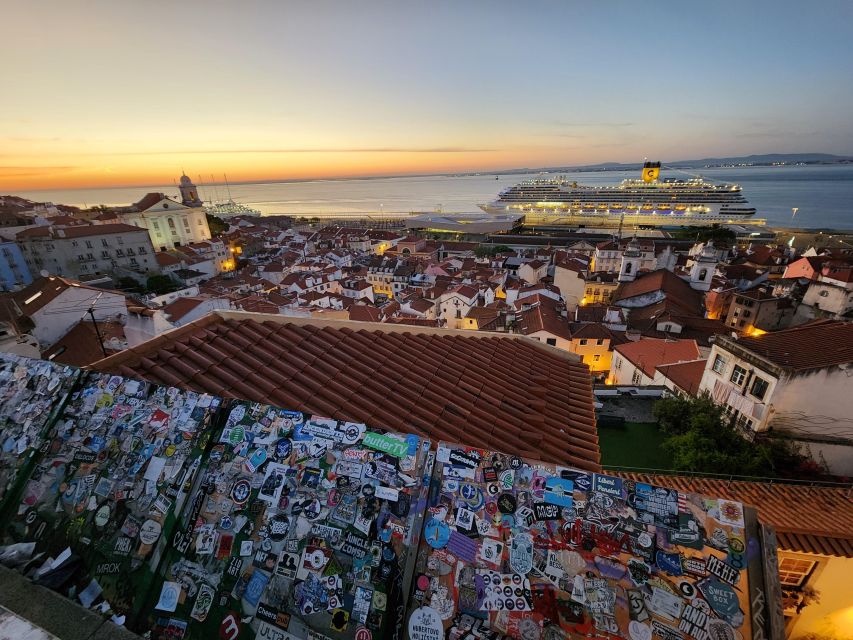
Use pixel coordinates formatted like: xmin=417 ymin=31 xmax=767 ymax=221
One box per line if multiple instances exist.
xmin=474 ymin=244 xmax=511 ymax=258
xmin=116 ymin=276 xmax=144 ymax=294
xmin=146 ymin=274 xmax=179 ymax=295
xmin=205 ymin=213 xmax=229 ymax=236
xmin=652 ymin=394 xmax=815 ymax=478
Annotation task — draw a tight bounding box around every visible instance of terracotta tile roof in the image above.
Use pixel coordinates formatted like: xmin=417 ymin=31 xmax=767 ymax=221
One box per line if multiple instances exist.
xmin=155 ymin=252 xmax=181 ymax=267
xmin=567 ymin=322 xmax=614 ymax=341
xmin=133 ymin=192 xmax=167 ymax=211
xmin=615 ymin=473 xmax=853 ymax=557
xmin=42 ymin=320 xmax=125 ymax=367
xmin=728 ymin=320 xmax=853 ymax=372
xmin=161 ymin=297 xmax=207 ymax=322
xmin=614 ymin=337 xmax=701 ymax=378
xmin=53 ymin=223 xmax=148 ymax=238
xmin=348 ymin=305 xmax=383 ymax=323
xmin=91 ymin=312 xmax=600 ymax=471
xmin=655 ymin=359 xmax=707 ymax=395
xmin=613 ymin=269 xmax=703 ymax=315
xmin=515 ymin=295 xmax=572 ymax=341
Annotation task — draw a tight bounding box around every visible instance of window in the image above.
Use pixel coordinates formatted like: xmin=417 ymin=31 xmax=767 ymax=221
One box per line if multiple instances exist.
xmin=778 ymin=557 xmax=816 ymax=587
xmin=624 ymin=263 xmax=633 ymax=274
xmin=455 ymin=310 xmax=461 ymax=319
xmin=699 ymin=268 xmax=707 ymax=280
xmin=712 ymin=354 xmax=727 ymax=374
xmin=742 ymin=310 xmax=751 ymax=319
xmin=85 ymin=240 xmax=93 ymax=249
xmin=631 ymin=370 xmax=642 ymax=385
xmin=593 ymin=354 xmax=600 ymax=362
xmin=750 ymin=376 xmax=769 ymax=400
xmin=596 ymin=339 xmax=604 ymax=346
xmin=152 ymin=222 xmax=160 ymax=231
xmin=72 ymin=240 xmax=78 ymax=247
xmin=730 ymin=365 xmax=747 ymax=385
xmin=138 ymin=247 xmax=147 ymax=254
xmin=819 ymin=290 xmax=829 ymax=297
xmin=118 ymin=237 xmax=124 ymax=245
xmin=579 ymin=339 xmax=588 ymax=346
xmin=102 ymin=239 xmax=108 ymax=247
xmin=168 ymin=218 xmax=176 ymax=230
xmin=546 ymin=338 xmax=556 ymax=346
xmin=101 ymin=250 xmax=109 ymax=258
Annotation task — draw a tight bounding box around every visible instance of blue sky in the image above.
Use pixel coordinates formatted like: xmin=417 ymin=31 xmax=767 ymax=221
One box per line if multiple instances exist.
xmin=2 ymin=0 xmax=852 ymax=188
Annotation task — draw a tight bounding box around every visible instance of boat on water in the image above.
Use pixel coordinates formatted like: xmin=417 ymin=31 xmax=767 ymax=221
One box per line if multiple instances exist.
xmin=205 ymin=199 xmax=263 ymax=218
xmin=479 ymin=161 xmax=758 ymax=221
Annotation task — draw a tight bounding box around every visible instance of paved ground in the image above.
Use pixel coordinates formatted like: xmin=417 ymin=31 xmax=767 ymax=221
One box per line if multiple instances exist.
xmin=0 ymin=567 xmax=139 ymax=640
xmin=0 ymin=607 xmax=59 ymax=640
xmin=597 ymin=396 xmax=658 ymax=423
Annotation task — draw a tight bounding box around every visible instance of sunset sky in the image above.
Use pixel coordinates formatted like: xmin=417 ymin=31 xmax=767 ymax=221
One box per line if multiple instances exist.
xmin=2 ymin=0 xmax=852 ymax=191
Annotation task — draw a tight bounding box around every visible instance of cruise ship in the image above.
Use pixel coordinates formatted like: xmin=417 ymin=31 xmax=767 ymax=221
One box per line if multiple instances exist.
xmin=479 ymin=162 xmax=758 ymax=223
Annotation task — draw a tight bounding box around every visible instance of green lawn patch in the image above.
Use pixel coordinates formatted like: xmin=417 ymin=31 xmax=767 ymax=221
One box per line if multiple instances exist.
xmin=597 ymin=421 xmax=673 ymax=470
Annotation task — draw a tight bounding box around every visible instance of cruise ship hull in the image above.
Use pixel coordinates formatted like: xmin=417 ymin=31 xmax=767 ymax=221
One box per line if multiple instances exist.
xmin=478 ymin=204 xmax=765 ymax=227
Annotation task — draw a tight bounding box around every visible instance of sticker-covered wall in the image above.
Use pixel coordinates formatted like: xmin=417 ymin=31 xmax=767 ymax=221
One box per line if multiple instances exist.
xmin=407 ymin=442 xmax=761 ymax=640
xmin=0 ymin=354 xmax=782 ymax=640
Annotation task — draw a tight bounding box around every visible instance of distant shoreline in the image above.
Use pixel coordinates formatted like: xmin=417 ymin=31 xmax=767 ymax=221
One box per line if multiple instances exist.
xmin=11 ymin=154 xmax=853 ymax=194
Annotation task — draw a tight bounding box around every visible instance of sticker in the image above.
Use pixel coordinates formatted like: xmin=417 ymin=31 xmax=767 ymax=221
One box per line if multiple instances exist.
xmin=716 ymin=499 xmax=745 ymax=528
xmin=628 ymin=621 xmax=652 ymax=640
xmin=190 ymin=584 xmax=215 ymax=622
xmin=243 ymin=570 xmax=270 ymax=607
xmin=424 ymin=519 xmax=450 ymax=549
xmin=698 ymin=578 xmax=742 ymax=625
xmin=139 ymin=519 xmax=163 ymax=545
xmin=649 ymin=587 xmax=685 ymax=621
xmin=156 ymin=581 xmax=181 ymax=612
xmin=706 ymin=554 xmax=740 ymax=585
xmin=94 ymin=504 xmax=110 ymax=528
xmin=592 ymin=474 xmax=623 ymax=497
xmin=362 ymin=432 xmax=408 ymax=458
xmin=219 ymin=612 xmax=241 ymax=640
xmin=408 ymin=606 xmax=444 ymax=640
xmin=532 ymin=502 xmax=561 ymax=520
xmin=543 ymin=477 xmax=574 ymax=507
xmin=497 ymin=493 xmax=517 ymax=514
xmin=509 ymin=533 xmax=533 ymax=574
xmin=230 ymin=479 xmax=252 ymax=504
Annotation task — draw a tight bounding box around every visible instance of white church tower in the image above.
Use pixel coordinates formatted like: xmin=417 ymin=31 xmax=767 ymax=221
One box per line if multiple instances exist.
xmin=179 ymin=173 xmax=204 ymax=208
xmin=689 ymin=241 xmax=717 ymax=291
xmin=618 ymin=237 xmax=642 ymax=282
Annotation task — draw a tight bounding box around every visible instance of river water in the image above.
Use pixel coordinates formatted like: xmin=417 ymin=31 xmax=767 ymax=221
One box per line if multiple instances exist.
xmin=12 ymin=164 xmax=853 ymax=230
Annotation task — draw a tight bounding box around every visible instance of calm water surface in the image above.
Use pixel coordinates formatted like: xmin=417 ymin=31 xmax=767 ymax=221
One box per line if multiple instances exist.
xmin=13 ymin=164 xmax=853 ymax=230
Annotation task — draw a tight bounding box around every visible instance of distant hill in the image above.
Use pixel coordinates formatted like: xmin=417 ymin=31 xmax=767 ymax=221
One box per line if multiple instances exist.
xmin=491 ymin=153 xmax=853 ymax=176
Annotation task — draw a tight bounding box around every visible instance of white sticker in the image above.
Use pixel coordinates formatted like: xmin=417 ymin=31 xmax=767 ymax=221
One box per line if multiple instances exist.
xmin=375 ymin=485 xmax=399 ymax=502
xmin=408 ymin=606 xmax=444 ymax=640
xmin=139 ymin=519 xmax=162 ymax=545
xmin=155 ymin=581 xmax=181 ymax=612
xmin=629 ymin=621 xmax=652 ymax=640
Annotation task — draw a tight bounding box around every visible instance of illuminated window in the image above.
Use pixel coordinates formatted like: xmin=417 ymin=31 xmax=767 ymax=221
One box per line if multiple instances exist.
xmin=778 ymin=557 xmax=816 ymax=587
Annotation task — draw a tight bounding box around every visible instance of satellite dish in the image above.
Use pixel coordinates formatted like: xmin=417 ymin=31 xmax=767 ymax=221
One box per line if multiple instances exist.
xmin=40 ymin=270 xmax=49 ymax=278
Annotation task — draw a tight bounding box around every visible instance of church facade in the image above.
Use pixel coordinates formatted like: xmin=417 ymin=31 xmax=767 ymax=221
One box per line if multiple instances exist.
xmin=119 ymin=175 xmax=212 ymax=251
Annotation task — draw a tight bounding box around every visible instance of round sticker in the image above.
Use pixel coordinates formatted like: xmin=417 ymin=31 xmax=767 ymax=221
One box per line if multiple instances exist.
xmin=423 ymin=519 xmax=450 ymax=549
xmin=354 ymin=627 xmax=372 ymax=640
xmin=228 ymin=426 xmax=245 ymax=445
xmin=230 ymin=479 xmax=251 ymax=504
xmin=408 ymin=607 xmax=443 ymax=640
xmin=139 ymin=519 xmax=162 ymax=545
xmin=94 ymin=504 xmax=110 ymax=528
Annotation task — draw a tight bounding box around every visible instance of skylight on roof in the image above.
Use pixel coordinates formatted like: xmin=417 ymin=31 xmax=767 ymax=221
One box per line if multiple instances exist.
xmin=23 ymin=292 xmax=42 ymax=305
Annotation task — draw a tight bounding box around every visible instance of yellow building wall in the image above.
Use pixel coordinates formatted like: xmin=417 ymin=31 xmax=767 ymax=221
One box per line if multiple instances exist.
xmin=461 ymin=318 xmax=479 ymax=330
xmin=569 ymin=339 xmax=612 ymax=373
xmin=790 ymin=555 xmax=853 ymax=640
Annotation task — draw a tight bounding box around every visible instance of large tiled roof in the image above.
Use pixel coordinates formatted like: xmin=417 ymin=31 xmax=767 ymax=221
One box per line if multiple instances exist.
xmin=615 ymin=337 xmax=701 ymax=378
xmin=730 ymin=320 xmax=853 ymax=371
xmin=92 ymin=312 xmax=600 ymax=471
xmin=613 ymin=269 xmax=703 ymax=315
xmin=655 ymin=359 xmax=707 ymax=395
xmin=616 ymin=473 xmax=853 ymax=557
